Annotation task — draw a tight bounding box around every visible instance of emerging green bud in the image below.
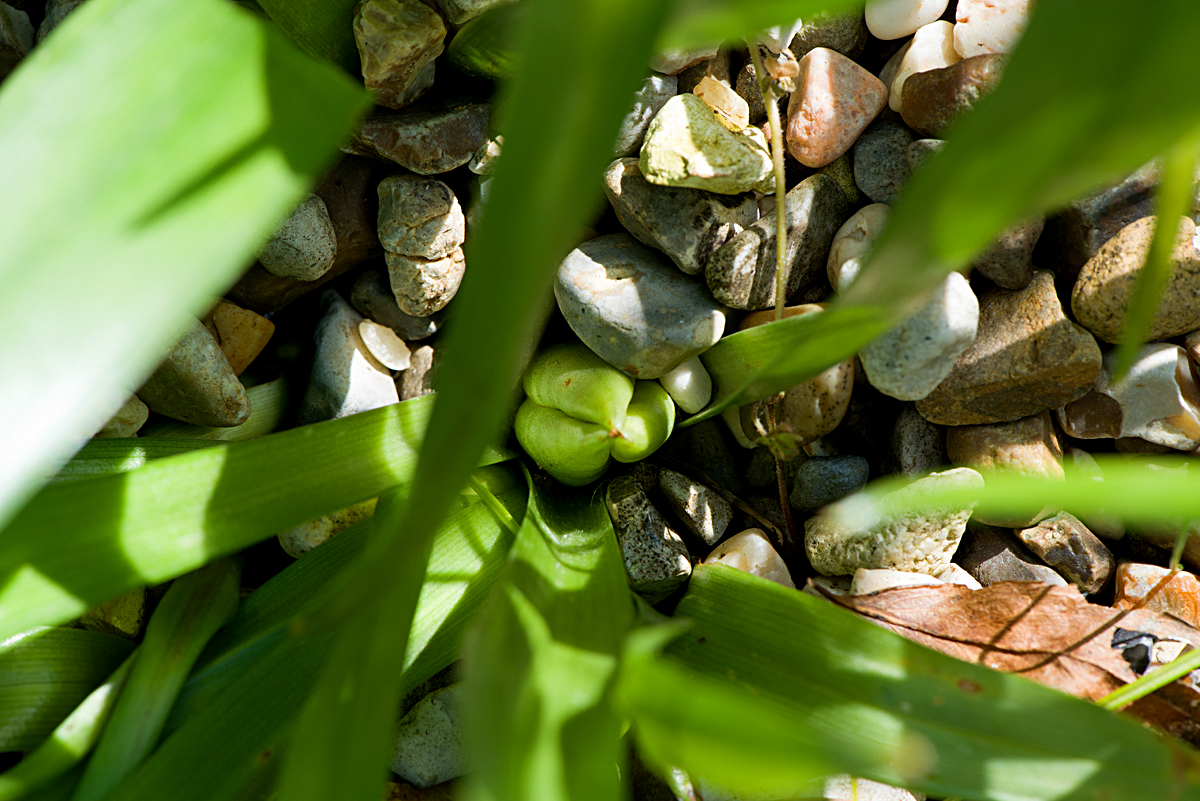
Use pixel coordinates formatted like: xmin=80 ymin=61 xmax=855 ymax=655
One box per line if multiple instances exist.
xmin=515 ymin=343 xmax=676 ymax=485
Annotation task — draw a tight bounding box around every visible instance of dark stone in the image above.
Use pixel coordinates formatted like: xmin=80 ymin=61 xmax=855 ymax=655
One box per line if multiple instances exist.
xmin=955 ymin=523 xmax=1067 ymax=587
xmin=972 ymin=215 xmax=1045 ymax=290
xmin=346 ymin=102 xmax=490 ymax=175
xmin=350 ymin=269 xmax=443 ymax=341
xmin=789 ymin=455 xmax=869 ymax=511
xmin=900 ymin=53 xmax=1006 ymax=138
xmin=852 ymin=117 xmax=913 ymax=204
xmin=788 ymin=9 xmax=868 ymax=60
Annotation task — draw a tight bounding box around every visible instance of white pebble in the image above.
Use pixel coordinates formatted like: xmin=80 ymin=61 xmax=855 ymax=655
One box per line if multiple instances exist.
xmin=704 ymin=528 xmax=795 ymax=588
xmin=889 ymin=20 xmax=960 ymax=112
xmin=954 ymin=0 xmax=1031 ymax=58
xmin=827 ymin=203 xmax=890 ymax=292
xmin=865 ymin=0 xmax=949 ymax=41
xmin=658 ymin=357 xmax=713 ymax=414
xmin=358 ymin=319 xmax=412 ymax=370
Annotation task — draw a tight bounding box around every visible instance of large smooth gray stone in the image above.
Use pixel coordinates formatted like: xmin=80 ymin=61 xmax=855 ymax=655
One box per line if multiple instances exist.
xmin=603 ymin=158 xmax=758 ymax=276
xmin=555 ymin=233 xmax=726 ymax=379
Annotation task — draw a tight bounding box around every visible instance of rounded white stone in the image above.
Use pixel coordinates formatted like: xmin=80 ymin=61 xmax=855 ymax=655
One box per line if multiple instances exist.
xmin=658 ymin=357 xmax=713 ymax=414
xmin=954 ymin=0 xmax=1031 ymax=58
xmin=865 ymin=0 xmax=949 ymax=40
xmin=828 ymin=203 xmax=890 ymax=291
xmin=358 ymin=319 xmax=412 ymax=370
xmin=704 ymin=528 xmax=795 ymax=588
xmin=889 ymin=20 xmax=960 ymax=112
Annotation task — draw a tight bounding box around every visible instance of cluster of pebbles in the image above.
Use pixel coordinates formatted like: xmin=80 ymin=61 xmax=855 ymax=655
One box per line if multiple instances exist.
xmin=16 ymin=0 xmax=1200 ymax=797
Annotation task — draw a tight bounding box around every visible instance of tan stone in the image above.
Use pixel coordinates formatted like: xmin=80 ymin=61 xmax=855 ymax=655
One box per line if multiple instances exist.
xmin=693 ymin=75 xmax=749 ymax=131
xmin=95 ymin=395 xmax=149 ymax=438
xmin=202 ymin=299 xmax=275 ymax=376
xmin=786 ymin=48 xmax=887 ymax=168
xmin=946 ymin=411 xmax=1063 ymax=479
xmin=916 ymin=271 xmax=1101 ymax=425
xmin=1016 ymin=512 xmax=1113 ymax=594
xmin=1113 ymin=562 xmax=1200 ymax=628
xmin=354 ymin=0 xmax=445 ymax=109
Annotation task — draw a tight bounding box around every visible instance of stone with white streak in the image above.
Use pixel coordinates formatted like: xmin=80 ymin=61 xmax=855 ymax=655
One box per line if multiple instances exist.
xmin=865 ymin=0 xmax=949 ymax=40
xmin=659 ymin=468 xmax=731 ymax=545
xmin=954 ymin=0 xmax=1031 ymax=58
xmin=889 ymin=20 xmax=961 ymax=113
xmin=703 ymin=529 xmax=794 ymax=588
xmin=299 ymin=292 xmax=399 ymax=424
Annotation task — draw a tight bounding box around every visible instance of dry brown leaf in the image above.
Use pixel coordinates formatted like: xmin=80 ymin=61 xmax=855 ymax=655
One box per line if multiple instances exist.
xmin=827 ymin=580 xmax=1200 ymax=746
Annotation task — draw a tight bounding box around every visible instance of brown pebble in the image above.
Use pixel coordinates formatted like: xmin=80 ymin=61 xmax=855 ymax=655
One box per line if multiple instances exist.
xmin=202 ymin=299 xmax=274 ymax=376
xmin=900 ymin=53 xmax=1005 ymax=137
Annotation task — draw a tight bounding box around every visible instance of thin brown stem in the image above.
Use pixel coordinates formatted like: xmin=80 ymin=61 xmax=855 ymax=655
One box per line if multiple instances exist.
xmin=747 ymin=44 xmax=789 ymax=322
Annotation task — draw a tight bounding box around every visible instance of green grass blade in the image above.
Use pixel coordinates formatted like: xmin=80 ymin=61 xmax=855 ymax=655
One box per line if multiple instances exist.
xmin=138 ymin=379 xmax=290 ymax=442
xmin=1109 ymin=131 xmax=1200 ymax=381
xmin=256 ymin=0 xmax=359 ymax=75
xmin=0 ymin=628 xmax=133 ymax=753
xmin=0 ymin=657 xmax=132 ymax=801
xmin=462 ymin=474 xmax=634 ymax=801
xmin=1099 ymin=647 xmax=1200 ymax=713
xmin=0 ymin=0 xmax=369 ymax=532
xmin=71 ymin=559 xmax=240 ymax=801
xmin=48 ymin=441 xmax=218 ymax=485
xmin=657 ymin=0 xmax=860 ymax=50
xmin=625 ymin=564 xmax=1200 ymax=801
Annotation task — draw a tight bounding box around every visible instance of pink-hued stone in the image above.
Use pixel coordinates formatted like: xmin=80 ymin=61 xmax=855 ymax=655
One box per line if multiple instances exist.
xmin=1114 ymin=562 xmax=1200 ymax=628
xmin=786 ymin=48 xmax=888 ymax=168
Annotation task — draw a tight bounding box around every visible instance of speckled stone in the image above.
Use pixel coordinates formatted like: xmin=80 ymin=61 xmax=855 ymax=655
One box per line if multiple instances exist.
xmin=1113 ymin=562 xmax=1200 ymax=627
xmin=347 ymin=103 xmax=489 ymax=175
xmin=905 ymin=138 xmax=944 ymax=171
xmin=658 ymin=468 xmax=732 ymax=545
xmin=138 ymin=317 xmax=250 ymax=427
xmin=827 ymin=203 xmax=890 ymax=292
xmin=805 ymin=467 xmax=983 ymax=576
xmin=860 ymin=272 xmax=979 ymax=401
xmin=278 ymin=498 xmax=378 ymax=558
xmin=823 ymin=777 xmax=927 ymax=801
xmin=916 ymin=271 xmax=1102 ymax=425
xmin=971 ymin=214 xmax=1044 ymax=290
xmin=901 ymin=53 xmax=1006 ymax=137
xmin=613 ymin=74 xmax=677 ymax=156
xmin=955 ymin=523 xmax=1067 ymax=587
xmin=788 ymin=10 xmax=869 ymax=60
xmin=95 ymin=395 xmax=149 ymax=439
xmin=602 ymin=158 xmax=758 ymax=276
xmin=377 ymin=174 xmax=464 ymax=259
xmin=353 ymin=0 xmax=445 ymax=109
xmin=555 ymin=234 xmax=726 ymax=379
xmin=385 ymin=246 xmax=465 ymax=317
xmin=0 ymin=2 xmax=31 ymax=80
xmin=954 ymin=0 xmax=1031 ymax=58
xmin=639 ymin=94 xmax=773 ymax=195
xmin=1015 ymin=512 xmax=1113 ymax=594
xmin=706 ymin=174 xmax=849 ymax=309
xmin=852 ymin=118 xmax=913 ymax=204
xmin=606 ymin=475 xmax=691 ymax=602
xmin=817 ymin=152 xmax=862 ymax=205
xmin=865 ymin=0 xmax=948 ymax=40
xmin=397 ymin=343 xmax=439 ymax=400
xmin=392 ymin=684 xmax=466 ymax=788
xmin=888 ymin=405 xmax=945 ymax=475
xmin=661 ymin=418 xmax=744 ymax=493
xmin=789 ymin=455 xmax=869 ymax=511
xmin=350 ymin=269 xmax=443 ymax=341
xmin=299 ymin=292 xmax=399 ymax=424
xmin=201 ymin=299 xmax=275 ymax=376
xmin=1072 ymin=215 xmax=1200 ymax=344
xmin=36 ymin=0 xmax=80 ymax=43
xmin=703 ymin=529 xmax=794 ymax=588
xmin=649 ymin=45 xmax=719 ymax=76
xmin=786 ymin=48 xmax=888 ymax=169
xmin=889 ymin=20 xmax=960 ymax=113
xmin=258 ymin=195 xmax=337 ymax=282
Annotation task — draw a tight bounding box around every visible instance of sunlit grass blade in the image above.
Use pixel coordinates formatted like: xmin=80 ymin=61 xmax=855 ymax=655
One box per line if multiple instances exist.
xmin=625 ymin=564 xmax=1200 ymax=801
xmin=462 ymin=472 xmax=634 ymax=801
xmin=0 ymin=628 xmax=133 ymax=753
xmin=657 ymin=0 xmax=860 ymax=51
xmin=0 ymin=657 xmax=132 ymax=801
xmin=1109 ymin=130 xmax=1200 ymax=381
xmin=71 ymin=559 xmax=240 ymax=801
xmin=0 ymin=0 xmax=369 ymax=532
xmin=48 ymin=440 xmax=217 ymax=485
xmin=0 ymin=397 xmax=509 ymax=642
xmin=138 ymin=379 xmax=289 ymax=442
xmin=256 ymin=0 xmax=359 ymax=74
xmin=1099 ymin=647 xmax=1200 ymax=713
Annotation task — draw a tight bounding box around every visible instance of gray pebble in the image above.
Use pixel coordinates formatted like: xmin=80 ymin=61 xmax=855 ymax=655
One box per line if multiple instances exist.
xmin=434 ymin=0 xmax=504 ymax=24
xmin=555 ymin=233 xmax=726 ymax=379
xmin=789 ymin=455 xmax=869 ymax=512
xmin=377 ymin=174 xmax=465 ymax=259
xmin=706 ymin=174 xmax=850 ymax=309
xmin=36 ymin=0 xmax=80 ymax=43
xmin=1014 ymin=512 xmax=1114 ymax=594
xmin=391 ymin=683 xmax=465 ymax=788
xmin=138 ymin=316 xmax=250 ymax=427
xmin=972 ymin=215 xmax=1045 ymax=290
xmin=350 ymin=269 xmax=443 ymax=341
xmin=397 ymin=343 xmax=440 ymax=400
xmin=852 ymin=118 xmax=913 ymax=204
xmin=661 ymin=418 xmax=743 ymax=494
xmin=258 ymin=194 xmax=337 ymax=282
xmin=888 ymin=406 xmax=945 ymax=476
xmin=612 ymin=74 xmax=677 ymax=157
xmin=299 ymin=292 xmax=399 ymax=424
xmin=605 ymin=475 xmax=691 ymax=602
xmin=788 ymin=10 xmax=868 ymax=60
xmin=956 ymin=523 xmax=1067 ymax=587
xmin=734 ymin=61 xmax=780 ymax=125
xmin=905 ymin=138 xmax=944 ymax=172
xmin=658 ymin=469 xmax=732 ymax=546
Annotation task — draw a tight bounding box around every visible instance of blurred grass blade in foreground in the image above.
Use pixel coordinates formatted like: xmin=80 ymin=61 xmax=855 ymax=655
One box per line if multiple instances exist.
xmin=656 ymin=0 xmax=860 ymax=51
xmin=0 ymin=0 xmax=368 ymax=531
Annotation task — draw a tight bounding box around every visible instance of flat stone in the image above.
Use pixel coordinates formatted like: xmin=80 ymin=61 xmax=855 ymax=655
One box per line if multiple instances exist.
xmin=602 ymin=158 xmax=758 ymax=276
xmin=392 ymin=684 xmax=466 ymax=788
xmin=865 ymin=0 xmax=949 ymax=40
xmin=889 ymin=20 xmax=960 ymax=113
xmin=1090 ymin=344 xmax=1200 ymax=449
xmin=350 ymin=268 xmax=443 ymax=341
xmin=354 ymin=0 xmax=445 ymax=109
xmin=347 ymin=102 xmax=490 ymax=175
xmin=138 ymin=317 xmax=250 ymax=427
xmin=649 ymin=45 xmax=719 ymax=76
xmin=659 ymin=468 xmax=732 ymax=545
xmin=703 ymin=529 xmax=794 ymax=588
xmin=788 ymin=10 xmax=869 ymax=60
xmin=851 ymin=568 xmax=943 ymax=594
xmin=377 ymin=174 xmax=464 ymax=260
xmin=955 ymin=523 xmax=1068 ymax=587
xmin=278 ymin=498 xmax=378 ymax=558
xmin=639 ymin=94 xmax=773 ymax=195
xmin=613 ymin=74 xmax=677 ymax=156
xmin=852 ymin=118 xmax=913 ymax=204
xmin=694 ymin=75 xmax=749 ymax=131
xmin=555 ymin=233 xmax=726 ymax=379
xmin=1072 ymin=216 xmax=1200 ymax=343
xmin=946 ymin=410 xmax=1063 ymax=479
xmin=936 ymin=562 xmax=982 ymax=589
xmin=36 ymin=0 xmax=80 ymax=43
xmin=901 ymin=54 xmax=1006 ymax=138
xmin=916 ymin=270 xmax=1102 ymax=425
xmin=258 ymin=195 xmax=337 ymax=282
xmin=95 ymin=395 xmax=149 ymax=439
xmin=971 ymin=214 xmax=1043 ymax=290
xmin=385 ymin=246 xmax=465 ymax=317
xmin=786 ymin=48 xmax=888 ymax=169
xmin=954 ymin=0 xmax=1031 ymax=58
xmin=0 ymin=2 xmax=31 ymax=81
xmin=860 ymin=272 xmax=979 ymax=401
xmin=1113 ymin=562 xmax=1200 ymax=628
xmin=706 ymin=174 xmax=850 ymax=309
xmin=1015 ymin=512 xmax=1114 ymax=594
xmin=827 ymin=203 xmax=890 ymax=292
xmin=658 ymin=356 xmax=712 ymax=414
xmin=397 ymin=343 xmax=440 ymax=400
xmin=359 ymin=319 xmax=412 ymax=370
xmin=201 ymin=299 xmax=275 ymax=376
xmin=299 ymin=292 xmax=399 ymax=424
xmin=906 ymin=138 xmax=945 ymax=171
xmin=805 ymin=467 xmax=983 ymax=576
xmin=790 ymin=455 xmax=869 ymax=511
xmin=888 ymin=405 xmax=945 ymax=475
xmin=606 ymin=475 xmax=692 ymax=602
